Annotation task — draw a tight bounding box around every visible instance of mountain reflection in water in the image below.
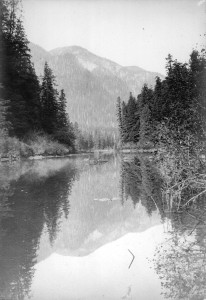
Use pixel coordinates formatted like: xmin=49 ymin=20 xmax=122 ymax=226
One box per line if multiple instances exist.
xmin=0 ymin=154 xmax=205 ymax=300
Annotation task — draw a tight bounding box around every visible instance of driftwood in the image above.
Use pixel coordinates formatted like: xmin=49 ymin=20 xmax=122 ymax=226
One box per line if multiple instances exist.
xmin=128 ymin=249 xmax=135 ymax=269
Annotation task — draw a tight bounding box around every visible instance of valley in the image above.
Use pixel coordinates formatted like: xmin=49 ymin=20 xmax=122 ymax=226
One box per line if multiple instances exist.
xmin=30 ymin=43 xmax=163 ymax=131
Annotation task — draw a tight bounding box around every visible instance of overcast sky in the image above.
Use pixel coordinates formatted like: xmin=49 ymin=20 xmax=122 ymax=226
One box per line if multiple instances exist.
xmin=23 ymin=0 xmax=206 ymax=74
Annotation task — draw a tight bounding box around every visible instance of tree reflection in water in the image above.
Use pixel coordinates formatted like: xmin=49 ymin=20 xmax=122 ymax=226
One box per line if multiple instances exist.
xmin=120 ymin=155 xmax=164 ymax=217
xmin=154 ymin=199 xmax=206 ymax=300
xmin=1 ymin=153 xmax=205 ymax=300
xmin=121 ymin=153 xmax=206 ymax=300
xmin=0 ymin=159 xmax=77 ymax=300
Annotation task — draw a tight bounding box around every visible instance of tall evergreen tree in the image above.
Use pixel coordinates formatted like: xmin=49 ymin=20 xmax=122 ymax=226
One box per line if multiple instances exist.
xmin=164 ymin=57 xmax=191 ymax=134
xmin=121 ymin=100 xmax=129 ymax=143
xmin=152 ymin=76 xmax=163 ymax=122
xmin=40 ymin=62 xmax=59 ymax=135
xmin=189 ymin=50 xmax=206 ymax=138
xmin=57 ymin=89 xmax=68 ymax=129
xmin=53 ymin=88 xmax=75 ymax=148
xmin=119 ymin=94 xmax=140 ymax=144
xmin=126 ymin=93 xmax=140 ymax=143
xmin=116 ymin=97 xmax=123 ymax=143
xmin=1 ymin=0 xmax=41 ymax=137
xmin=139 ymin=85 xmax=154 ymax=144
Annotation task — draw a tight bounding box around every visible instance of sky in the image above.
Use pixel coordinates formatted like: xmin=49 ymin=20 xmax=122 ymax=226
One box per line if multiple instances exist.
xmin=22 ymin=0 xmax=206 ymax=74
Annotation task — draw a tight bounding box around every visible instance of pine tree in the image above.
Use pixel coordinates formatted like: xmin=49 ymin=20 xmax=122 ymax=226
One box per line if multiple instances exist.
xmin=53 ymin=88 xmax=75 ymax=148
xmin=139 ymin=85 xmax=154 ymax=144
xmin=126 ymin=92 xmax=140 ymax=143
xmin=40 ymin=62 xmax=59 ymax=135
xmin=57 ymin=89 xmax=68 ymax=129
xmin=116 ymin=97 xmax=123 ymax=143
xmin=189 ymin=50 xmax=206 ymax=138
xmin=152 ymin=76 xmax=162 ymax=122
xmin=88 ymin=133 xmax=94 ymax=150
xmin=121 ymin=101 xmax=129 ymax=143
xmin=1 ymin=0 xmax=41 ymax=137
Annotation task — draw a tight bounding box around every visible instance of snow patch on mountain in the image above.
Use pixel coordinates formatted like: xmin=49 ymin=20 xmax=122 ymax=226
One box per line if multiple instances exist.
xmin=78 ymin=58 xmax=97 ymax=71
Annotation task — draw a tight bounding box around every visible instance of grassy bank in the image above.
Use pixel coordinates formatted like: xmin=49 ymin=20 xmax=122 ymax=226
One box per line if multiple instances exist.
xmin=0 ymin=132 xmax=73 ymax=161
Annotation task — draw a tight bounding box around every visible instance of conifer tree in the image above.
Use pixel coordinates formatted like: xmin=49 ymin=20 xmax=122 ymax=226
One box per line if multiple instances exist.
xmin=88 ymin=133 xmax=94 ymax=149
xmin=139 ymin=85 xmax=154 ymax=144
xmin=40 ymin=62 xmax=59 ymax=135
xmin=121 ymin=101 xmax=129 ymax=143
xmin=152 ymin=76 xmax=163 ymax=122
xmin=54 ymin=88 xmax=75 ymax=148
xmin=1 ymin=0 xmax=41 ymax=137
xmin=116 ymin=97 xmax=123 ymax=143
xmin=126 ymin=92 xmax=140 ymax=143
xmin=57 ymin=89 xmax=68 ymax=129
xmin=189 ymin=50 xmax=206 ymax=138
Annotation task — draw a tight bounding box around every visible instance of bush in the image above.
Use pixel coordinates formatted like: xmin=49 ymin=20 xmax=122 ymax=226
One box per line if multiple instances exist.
xmin=0 ymin=131 xmax=72 ymax=159
xmin=25 ymin=132 xmax=71 ymax=156
xmin=0 ymin=134 xmax=33 ymax=158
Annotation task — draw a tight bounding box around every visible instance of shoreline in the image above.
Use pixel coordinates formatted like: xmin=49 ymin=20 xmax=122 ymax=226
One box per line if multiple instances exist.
xmin=0 ymin=148 xmax=161 ymax=163
xmin=0 ymin=149 xmax=116 ymax=163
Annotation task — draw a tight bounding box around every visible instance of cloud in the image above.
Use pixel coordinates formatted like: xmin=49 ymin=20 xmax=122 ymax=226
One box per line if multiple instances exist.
xmin=197 ymin=0 xmax=205 ymax=6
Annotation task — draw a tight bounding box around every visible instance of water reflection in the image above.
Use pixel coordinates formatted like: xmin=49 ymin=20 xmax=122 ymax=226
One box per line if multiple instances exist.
xmin=154 ymin=200 xmax=206 ymax=300
xmin=1 ymin=153 xmax=205 ymax=299
xmin=121 ymin=155 xmax=164 ymax=216
xmin=121 ymin=153 xmax=206 ymax=300
xmin=0 ymin=158 xmax=77 ymax=300
xmin=39 ymin=154 xmax=159 ymax=257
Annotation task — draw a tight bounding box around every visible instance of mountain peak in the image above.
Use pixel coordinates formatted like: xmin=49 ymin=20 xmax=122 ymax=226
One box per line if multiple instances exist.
xmin=30 ymin=43 xmax=163 ymax=130
xmin=50 ymin=45 xmax=89 ymax=56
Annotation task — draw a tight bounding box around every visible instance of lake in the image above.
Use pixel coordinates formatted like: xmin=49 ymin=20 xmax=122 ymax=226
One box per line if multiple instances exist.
xmin=0 ymin=153 xmax=206 ymax=300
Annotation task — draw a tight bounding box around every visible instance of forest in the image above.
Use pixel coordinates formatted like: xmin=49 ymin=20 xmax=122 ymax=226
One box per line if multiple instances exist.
xmin=1 ymin=0 xmax=206 ymax=159
xmin=117 ymin=50 xmax=206 ymax=151
xmin=0 ymin=0 xmax=115 ymax=160
xmin=117 ymin=49 xmax=206 ymax=299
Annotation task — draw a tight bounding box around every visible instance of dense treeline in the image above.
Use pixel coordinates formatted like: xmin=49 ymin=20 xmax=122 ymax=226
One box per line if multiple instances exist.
xmin=40 ymin=62 xmax=75 ymax=148
xmin=73 ymin=123 xmax=117 ymax=151
xmin=0 ymin=0 xmax=75 ymax=153
xmin=117 ymin=50 xmax=206 ymax=148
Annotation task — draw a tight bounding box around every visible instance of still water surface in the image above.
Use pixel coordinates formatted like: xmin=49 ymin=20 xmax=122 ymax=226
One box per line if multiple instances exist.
xmin=0 ymin=154 xmax=205 ymax=300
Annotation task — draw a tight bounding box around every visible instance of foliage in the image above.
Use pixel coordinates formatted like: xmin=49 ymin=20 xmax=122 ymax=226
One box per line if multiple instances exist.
xmin=0 ymin=0 xmax=76 ymax=153
xmin=120 ymin=151 xmax=206 ymax=299
xmin=73 ymin=122 xmax=117 ymax=151
xmin=116 ymin=97 xmax=123 ymax=144
xmin=120 ymin=155 xmax=164 ymax=214
xmin=0 ymin=133 xmax=33 ymax=158
xmin=117 ymin=50 xmax=206 ymax=149
xmin=40 ymin=62 xmax=59 ymax=134
xmin=40 ymin=64 xmax=76 ymax=149
xmin=1 ymin=0 xmax=42 ymax=137
xmin=153 ymin=199 xmax=206 ymax=300
xmin=117 ymin=93 xmax=140 ymax=144
xmin=25 ymin=132 xmax=71 ymax=156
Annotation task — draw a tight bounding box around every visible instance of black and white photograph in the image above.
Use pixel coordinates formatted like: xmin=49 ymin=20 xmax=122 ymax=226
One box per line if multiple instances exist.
xmin=0 ymin=0 xmax=206 ymax=299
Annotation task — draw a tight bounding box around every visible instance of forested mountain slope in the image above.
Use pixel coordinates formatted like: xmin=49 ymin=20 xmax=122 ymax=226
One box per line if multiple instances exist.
xmin=30 ymin=43 xmax=163 ymax=130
